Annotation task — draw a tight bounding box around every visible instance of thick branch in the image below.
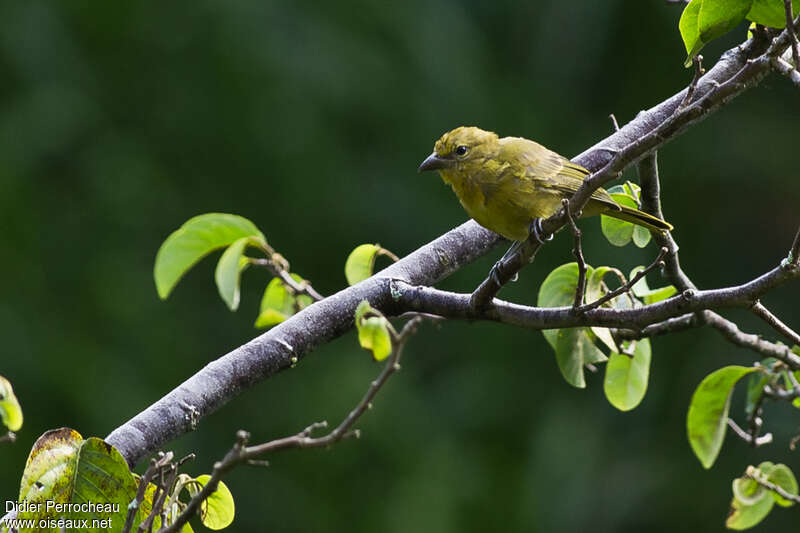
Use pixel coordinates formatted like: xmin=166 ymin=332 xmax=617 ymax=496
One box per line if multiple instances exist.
xmin=107 ymin=33 xmax=794 ymax=468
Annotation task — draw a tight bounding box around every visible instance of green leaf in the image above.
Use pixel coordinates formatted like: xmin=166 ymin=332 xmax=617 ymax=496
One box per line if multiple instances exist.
xmin=539 ymin=263 xmax=607 ymax=388
xmin=629 ymin=266 xmax=677 ymax=304
xmin=154 ymin=213 xmax=265 ymax=299
xmin=601 ymin=193 xmax=638 ymax=247
xmin=766 ymin=463 xmax=798 ymax=507
xmin=687 ymin=365 xmax=757 ymax=469
xmin=747 ymin=0 xmax=797 ymax=28
xmin=345 ymin=243 xmax=397 ymax=285
xmin=728 ymin=478 xmax=775 ymax=529
xmin=345 ymin=244 xmax=380 ymax=285
xmin=744 ymin=372 xmax=768 ymax=418
xmin=680 ymin=0 xmax=703 ymax=65
xmin=699 ymin=0 xmax=752 ymax=40
xmin=195 ymin=475 xmax=235 ymax=530
xmin=17 ymin=428 xmax=141 ymax=531
xmin=357 ymin=317 xmax=393 ymax=361
xmin=254 ymin=275 xmax=313 ymax=328
xmin=680 ymin=0 xmax=752 ymax=66
xmin=355 ymin=300 xmax=371 ymax=323
xmin=604 ymin=339 xmax=652 ymax=411
xmin=214 ymin=237 xmax=250 ymax=311
xmin=585 ymin=266 xmax=619 ymax=352
xmin=733 ymin=476 xmax=768 ymax=505
xmin=0 ymin=375 xmax=23 ymax=431
xmin=632 ymin=224 xmax=651 ymax=248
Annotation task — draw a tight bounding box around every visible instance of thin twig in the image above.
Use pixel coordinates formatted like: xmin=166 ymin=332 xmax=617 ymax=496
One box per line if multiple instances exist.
xmin=249 ymin=258 xmax=325 ymax=301
xmin=158 ymin=316 xmax=422 ymax=533
xmin=771 ymin=55 xmax=800 ymax=86
xmin=785 ymin=0 xmax=800 ymax=68
xmin=0 ymin=431 xmax=15 ymax=443
xmin=727 ymin=418 xmax=773 ymax=446
xmin=746 ymin=464 xmax=800 ymax=503
xmin=562 ymin=199 xmax=587 ymax=309
xmin=751 ymin=300 xmax=800 ymax=346
xmin=577 ymin=247 xmax=667 ymax=312
xmin=678 ymin=55 xmax=705 ymax=110
xmin=790 ymin=225 xmax=800 ymax=266
xmin=609 ymin=113 xmax=620 ymax=131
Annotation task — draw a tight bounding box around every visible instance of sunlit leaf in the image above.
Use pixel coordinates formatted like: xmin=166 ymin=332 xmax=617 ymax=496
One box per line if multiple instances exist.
xmin=254 ymin=275 xmax=313 ymax=328
xmin=687 ymin=365 xmax=757 ymax=468
xmin=539 ymin=263 xmax=607 ymax=388
xmin=195 ymin=475 xmax=235 ymax=530
xmin=357 ymin=317 xmax=393 ymax=361
xmin=604 ymin=339 xmax=652 ymax=411
xmin=345 ymin=244 xmax=397 ymax=285
xmin=18 ymin=428 xmax=139 ymax=531
xmin=601 ymin=193 xmax=637 ymax=247
xmin=214 ymin=237 xmax=250 ymax=311
xmin=766 ymin=463 xmax=798 ymax=507
xmin=0 ymin=375 xmax=23 ymax=431
xmin=155 ymin=213 xmax=265 ymax=299
xmin=728 ymin=479 xmax=774 ymax=529
xmin=747 ymin=0 xmax=797 ymax=28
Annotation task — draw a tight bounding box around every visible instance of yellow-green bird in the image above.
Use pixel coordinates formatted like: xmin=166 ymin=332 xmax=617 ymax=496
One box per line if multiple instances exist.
xmin=418 ymin=127 xmax=672 ymax=249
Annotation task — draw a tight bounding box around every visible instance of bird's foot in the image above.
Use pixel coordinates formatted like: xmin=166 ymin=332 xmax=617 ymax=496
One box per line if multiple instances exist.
xmin=489 ymin=259 xmax=519 ymax=287
xmin=529 ymin=218 xmax=553 ymax=245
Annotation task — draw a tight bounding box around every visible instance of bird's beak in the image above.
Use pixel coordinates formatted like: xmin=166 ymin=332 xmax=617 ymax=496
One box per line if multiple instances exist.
xmin=418 ymin=152 xmax=448 ymax=172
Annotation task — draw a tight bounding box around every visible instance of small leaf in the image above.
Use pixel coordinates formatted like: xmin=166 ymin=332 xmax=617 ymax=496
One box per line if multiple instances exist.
xmin=687 ymin=365 xmax=757 ymax=469
xmin=154 ymin=213 xmax=265 ymax=299
xmin=766 ymin=463 xmax=798 ymax=507
xmin=604 ymin=339 xmax=652 ymax=411
xmin=195 ymin=475 xmax=235 ymax=530
xmin=254 ymin=275 xmax=313 ymax=328
xmin=679 ymin=0 xmax=703 ymax=65
xmin=345 ymin=243 xmax=397 ymax=285
xmin=355 ymin=300 xmax=372 ymax=323
xmin=744 ymin=372 xmax=768 ymax=418
xmin=733 ymin=476 xmax=768 ymax=506
xmin=18 ymin=428 xmax=140 ymax=528
xmin=539 ymin=263 xmax=607 ymax=388
xmin=727 ymin=480 xmax=775 ymax=529
xmin=747 ymin=0 xmax=797 ymax=28
xmin=585 ymin=266 xmax=618 ymax=352
xmin=215 ymin=237 xmax=250 ymax=311
xmin=680 ymin=0 xmax=751 ymax=67
xmin=0 ymin=375 xmax=23 ymax=431
xmin=601 ymin=193 xmax=638 ymax=247
xmin=629 ymin=266 xmax=676 ymax=304
xmin=357 ymin=317 xmax=393 ymax=361
xmin=632 ymin=225 xmax=651 ymax=248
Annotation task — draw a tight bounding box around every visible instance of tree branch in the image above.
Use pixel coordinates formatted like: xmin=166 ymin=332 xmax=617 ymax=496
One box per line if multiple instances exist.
xmin=106 ymin=32 xmax=798 ymax=469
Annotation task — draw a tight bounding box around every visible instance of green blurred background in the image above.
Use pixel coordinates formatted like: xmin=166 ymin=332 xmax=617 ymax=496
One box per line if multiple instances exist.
xmin=2 ymin=1 xmax=799 ymax=531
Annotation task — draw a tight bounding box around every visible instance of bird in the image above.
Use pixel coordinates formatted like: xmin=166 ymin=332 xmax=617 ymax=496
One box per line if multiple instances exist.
xmin=418 ymin=126 xmax=672 ymax=275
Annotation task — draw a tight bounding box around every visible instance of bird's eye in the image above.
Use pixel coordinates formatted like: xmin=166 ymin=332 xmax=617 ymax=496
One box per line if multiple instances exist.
xmin=455 ymin=145 xmax=469 ymax=156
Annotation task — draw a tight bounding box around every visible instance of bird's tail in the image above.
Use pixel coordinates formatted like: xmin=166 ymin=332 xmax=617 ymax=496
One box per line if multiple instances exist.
xmin=605 ymin=205 xmax=673 ymax=232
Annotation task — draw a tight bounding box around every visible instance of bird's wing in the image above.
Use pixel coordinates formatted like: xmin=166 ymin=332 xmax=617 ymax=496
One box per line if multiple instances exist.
xmin=499 ymin=137 xmax=620 ymax=209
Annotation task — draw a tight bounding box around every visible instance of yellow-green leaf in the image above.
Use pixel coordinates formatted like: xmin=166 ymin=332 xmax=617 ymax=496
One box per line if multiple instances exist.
xmin=195 ymin=475 xmax=235 ymax=530
xmin=18 ymin=428 xmax=140 ymax=531
xmin=358 ymin=316 xmax=393 ymax=361
xmin=0 ymin=375 xmax=23 ymax=431
xmin=687 ymin=365 xmax=757 ymax=469
xmin=747 ymin=0 xmax=797 ymax=28
xmin=215 ymin=237 xmax=250 ymax=311
xmin=604 ymin=339 xmax=652 ymax=411
xmin=345 ymin=244 xmax=380 ymax=285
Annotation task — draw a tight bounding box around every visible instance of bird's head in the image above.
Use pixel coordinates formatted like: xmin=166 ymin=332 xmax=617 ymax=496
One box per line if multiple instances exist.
xmin=418 ymin=126 xmax=499 ymax=173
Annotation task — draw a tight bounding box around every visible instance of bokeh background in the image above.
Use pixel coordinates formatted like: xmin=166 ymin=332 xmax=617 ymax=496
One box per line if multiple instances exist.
xmin=2 ymin=1 xmax=800 ymax=531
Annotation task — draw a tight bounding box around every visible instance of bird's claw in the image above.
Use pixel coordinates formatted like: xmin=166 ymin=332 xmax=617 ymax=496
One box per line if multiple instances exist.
xmin=529 ymin=218 xmax=553 ymax=245
xmin=489 ymin=259 xmax=518 ymax=287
